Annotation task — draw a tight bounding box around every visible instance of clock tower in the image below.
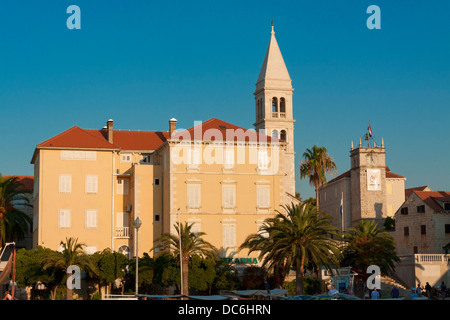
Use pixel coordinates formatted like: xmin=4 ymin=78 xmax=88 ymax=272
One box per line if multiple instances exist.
xmin=350 ymin=138 xmax=387 ymax=226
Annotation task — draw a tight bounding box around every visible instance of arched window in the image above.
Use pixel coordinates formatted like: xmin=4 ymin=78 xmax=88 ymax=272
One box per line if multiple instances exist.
xmin=258 ymin=99 xmax=264 ymax=119
xmin=280 ymin=98 xmax=286 ymax=113
xmin=118 ymin=245 xmax=131 ymax=259
xmin=272 ymin=129 xmax=279 ymax=139
xmin=272 ymin=97 xmax=278 ymax=113
xmin=280 ymin=130 xmax=287 ymax=141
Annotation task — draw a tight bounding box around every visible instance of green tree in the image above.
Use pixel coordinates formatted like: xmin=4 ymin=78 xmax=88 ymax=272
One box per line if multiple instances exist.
xmin=155 ymin=222 xmax=216 ymax=295
xmin=341 ymin=219 xmax=400 ymax=275
xmin=0 ymin=174 xmax=32 ymax=248
xmin=299 ymin=145 xmax=337 ymax=207
xmin=16 ymin=246 xmax=65 ymax=300
xmin=43 ymin=237 xmax=96 ymax=300
xmin=90 ymin=248 xmax=129 ymax=296
xmin=240 ymin=202 xmax=342 ymax=295
xmin=188 ymin=255 xmax=216 ymax=294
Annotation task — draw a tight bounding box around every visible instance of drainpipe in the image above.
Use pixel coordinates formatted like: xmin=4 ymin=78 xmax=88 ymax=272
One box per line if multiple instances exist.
xmin=111 ymin=151 xmax=115 ymax=251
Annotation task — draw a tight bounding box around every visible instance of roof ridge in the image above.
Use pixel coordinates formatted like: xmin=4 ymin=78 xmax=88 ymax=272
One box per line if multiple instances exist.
xmin=37 ymin=126 xmax=80 ymax=147
xmin=77 ymin=127 xmax=119 ymax=149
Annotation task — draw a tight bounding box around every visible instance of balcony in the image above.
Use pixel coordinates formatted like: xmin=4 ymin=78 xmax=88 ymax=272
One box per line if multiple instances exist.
xmin=272 ymin=112 xmax=278 ymax=118
xmin=115 ymin=227 xmax=130 ymax=238
xmin=279 ymin=112 xmax=286 ymax=118
xmin=414 ymin=254 xmax=450 ymax=264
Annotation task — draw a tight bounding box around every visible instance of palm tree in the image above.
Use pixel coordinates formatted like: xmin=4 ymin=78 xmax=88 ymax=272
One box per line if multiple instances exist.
xmin=299 ymin=145 xmax=337 ymax=207
xmin=0 ymin=174 xmax=32 ymax=248
xmin=154 ymin=222 xmax=216 ymax=296
xmin=43 ymin=237 xmax=95 ymax=300
xmin=240 ymin=202 xmax=342 ymax=295
xmin=341 ymin=219 xmax=400 ymax=276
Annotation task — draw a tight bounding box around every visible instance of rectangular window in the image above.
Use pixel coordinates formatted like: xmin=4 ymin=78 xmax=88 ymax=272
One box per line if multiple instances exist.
xmin=154 ymin=214 xmax=160 ymax=222
xmin=85 ymin=209 xmax=97 ymax=229
xmin=257 ymin=187 xmax=270 ymax=209
xmin=120 ymin=153 xmax=132 ymax=163
xmin=59 ymin=174 xmax=72 ymax=194
xmin=224 ymin=148 xmax=234 ymax=169
xmin=116 ymin=212 xmax=129 ymax=228
xmin=445 ymin=203 xmax=450 ymax=211
xmin=61 ymin=150 xmax=96 ymax=160
xmin=404 ymin=226 xmax=409 ymax=236
xmin=188 ymin=148 xmax=201 ymax=169
xmin=187 ymin=185 xmax=201 ymax=209
xmin=417 ymin=205 xmax=425 ymax=213
xmin=400 ymin=207 xmax=408 ymax=215
xmin=58 ymin=209 xmax=71 ymax=228
xmin=445 ymin=224 xmax=450 ymax=234
xmin=413 ymin=246 xmax=418 ymax=254
xmin=222 ymin=186 xmax=236 ymax=209
xmin=421 ymin=225 xmax=426 ymax=235
xmin=117 ymin=178 xmax=129 ymax=195
xmin=223 ymin=224 xmax=236 ymax=249
xmin=258 ymin=150 xmax=269 ymax=170
xmin=154 ymin=178 xmax=160 ymax=186
xmin=85 ymin=175 xmax=98 ymax=194
xmin=387 ymin=184 xmax=393 ymax=195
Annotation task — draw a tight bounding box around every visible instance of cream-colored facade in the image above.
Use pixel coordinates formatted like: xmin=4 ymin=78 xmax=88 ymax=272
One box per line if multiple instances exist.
xmin=31 ymin=27 xmax=298 ymax=265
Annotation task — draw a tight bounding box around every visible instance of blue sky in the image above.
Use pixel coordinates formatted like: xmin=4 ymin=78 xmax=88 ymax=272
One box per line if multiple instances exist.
xmin=0 ymin=0 xmax=449 ymax=199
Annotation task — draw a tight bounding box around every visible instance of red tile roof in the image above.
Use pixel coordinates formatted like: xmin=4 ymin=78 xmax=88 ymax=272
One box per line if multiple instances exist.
xmin=385 ymin=166 xmax=405 ymax=179
xmin=3 ymin=175 xmax=34 ymax=191
xmin=413 ymin=190 xmax=450 ymax=211
xmin=405 ymin=186 xmax=432 ymax=198
xmin=324 ymin=166 xmax=405 ymax=185
xmin=86 ymin=129 xmax=169 ymax=151
xmin=37 ymin=126 xmax=118 ymax=150
xmin=172 ymin=118 xmax=275 ymax=143
xmin=35 ymin=126 xmax=169 ymax=151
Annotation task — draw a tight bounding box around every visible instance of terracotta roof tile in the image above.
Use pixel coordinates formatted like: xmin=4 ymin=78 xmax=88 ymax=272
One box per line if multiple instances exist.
xmin=172 ymin=118 xmax=274 ymax=143
xmin=324 ymin=166 xmax=405 ymax=186
xmin=405 ymin=186 xmax=431 ymax=198
xmin=413 ymin=190 xmax=450 ymax=211
xmin=3 ymin=175 xmax=34 ymax=191
xmin=37 ymin=126 xmax=118 ymax=150
xmin=36 ymin=126 xmax=169 ymax=152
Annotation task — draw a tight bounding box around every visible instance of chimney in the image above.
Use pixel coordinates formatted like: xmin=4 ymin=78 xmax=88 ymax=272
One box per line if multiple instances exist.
xmin=169 ymin=118 xmax=177 ymax=138
xmin=107 ymin=119 xmax=114 ymax=143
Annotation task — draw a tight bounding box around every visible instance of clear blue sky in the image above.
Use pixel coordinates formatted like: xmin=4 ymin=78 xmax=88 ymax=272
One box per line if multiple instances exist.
xmin=1 ymin=0 xmax=449 ymax=199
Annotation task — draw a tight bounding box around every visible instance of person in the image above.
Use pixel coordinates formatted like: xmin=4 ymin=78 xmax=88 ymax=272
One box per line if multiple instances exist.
xmin=391 ymin=285 xmax=399 ymax=298
xmin=425 ymin=282 xmax=432 ymax=299
xmin=416 ymin=284 xmax=422 ymax=296
xmin=2 ymin=290 xmax=13 ymax=300
xmin=328 ymin=285 xmax=338 ymax=295
xmin=371 ymin=288 xmax=380 ymax=300
xmin=440 ymin=282 xmax=447 ymax=299
xmin=410 ymin=287 xmax=418 ymax=299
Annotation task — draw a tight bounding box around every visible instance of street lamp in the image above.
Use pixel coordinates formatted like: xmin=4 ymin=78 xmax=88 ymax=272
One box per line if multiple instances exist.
xmin=133 ymin=216 xmax=142 ymax=296
xmin=177 ymin=208 xmax=183 ymax=295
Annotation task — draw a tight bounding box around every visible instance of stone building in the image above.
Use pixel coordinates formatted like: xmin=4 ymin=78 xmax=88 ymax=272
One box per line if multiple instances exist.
xmin=393 ymin=187 xmax=450 ymax=255
xmin=318 ymin=139 xmax=405 ymax=231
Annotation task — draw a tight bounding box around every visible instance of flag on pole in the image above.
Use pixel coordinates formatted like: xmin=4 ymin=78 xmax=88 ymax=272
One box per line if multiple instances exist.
xmin=368 ymin=122 xmax=373 ymax=138
xmin=340 ymin=192 xmax=344 ymax=231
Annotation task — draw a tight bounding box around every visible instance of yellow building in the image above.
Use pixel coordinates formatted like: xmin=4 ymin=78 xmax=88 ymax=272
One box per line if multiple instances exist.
xmin=30 ymin=26 xmax=298 ymax=265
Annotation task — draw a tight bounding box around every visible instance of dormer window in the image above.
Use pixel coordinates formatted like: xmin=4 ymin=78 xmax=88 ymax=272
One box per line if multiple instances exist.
xmin=445 ymin=203 xmax=450 ymax=211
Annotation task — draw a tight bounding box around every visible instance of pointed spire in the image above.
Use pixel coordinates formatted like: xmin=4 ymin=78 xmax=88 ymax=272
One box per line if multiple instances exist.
xmin=359 ymin=138 xmax=362 ymax=147
xmin=256 ymin=24 xmax=291 ymax=86
xmin=351 ymin=141 xmax=354 ymax=150
xmin=381 ymin=138 xmax=384 ymax=148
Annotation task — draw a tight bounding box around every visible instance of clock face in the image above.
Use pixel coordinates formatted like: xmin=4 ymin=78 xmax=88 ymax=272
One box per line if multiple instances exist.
xmin=366 ymin=154 xmax=378 ymax=165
